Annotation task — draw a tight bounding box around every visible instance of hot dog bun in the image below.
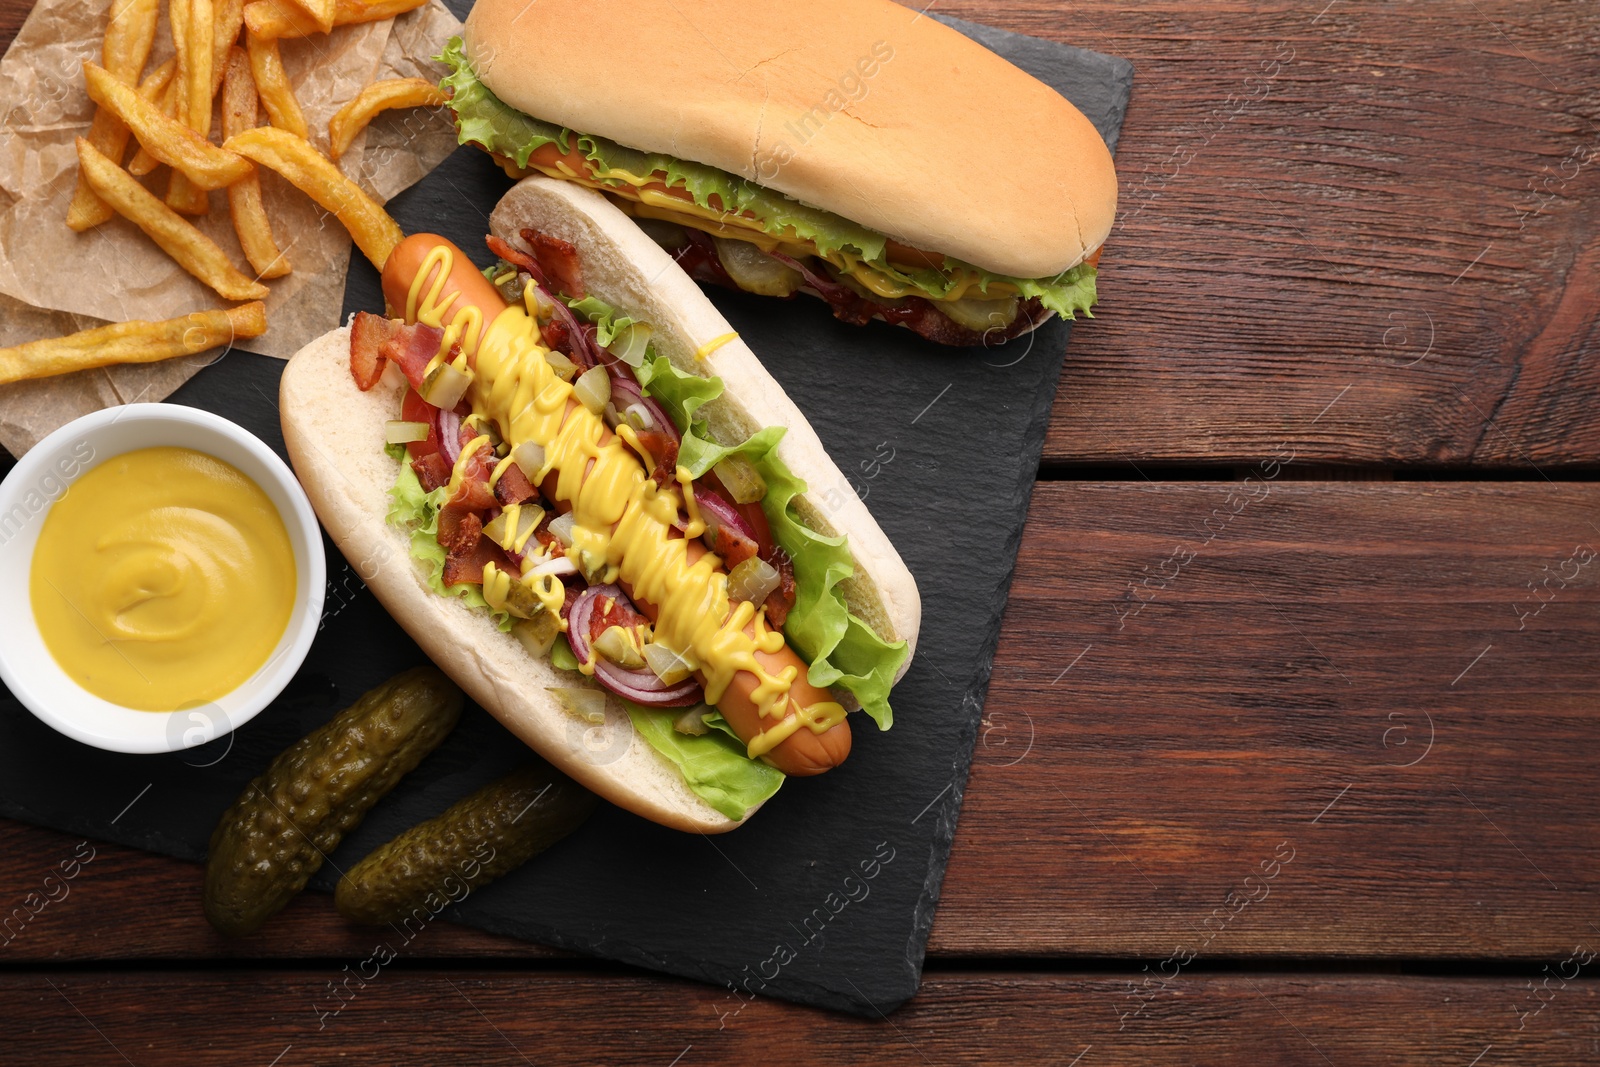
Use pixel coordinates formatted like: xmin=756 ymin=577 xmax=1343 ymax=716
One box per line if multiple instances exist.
xmin=463 ymin=0 xmax=1115 ymax=280
xmin=280 ymin=176 xmax=920 ymax=833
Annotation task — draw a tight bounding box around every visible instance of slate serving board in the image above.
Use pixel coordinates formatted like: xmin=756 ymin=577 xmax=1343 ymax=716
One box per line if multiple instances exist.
xmin=0 ymin=13 xmax=1130 ymax=1015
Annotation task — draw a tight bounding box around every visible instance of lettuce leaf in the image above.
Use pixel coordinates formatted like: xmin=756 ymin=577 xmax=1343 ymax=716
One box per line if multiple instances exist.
xmin=701 ymin=708 xmax=741 ymax=742
xmin=387 ymin=461 xmax=513 ymax=631
xmin=634 ymin=352 xmax=907 ymax=729
xmin=566 ymin=296 xmax=635 ymax=346
xmin=625 ymin=702 xmax=784 ymax=820
xmin=438 ymin=37 xmax=1097 ymax=320
xmin=550 ymin=633 xmax=579 ymax=671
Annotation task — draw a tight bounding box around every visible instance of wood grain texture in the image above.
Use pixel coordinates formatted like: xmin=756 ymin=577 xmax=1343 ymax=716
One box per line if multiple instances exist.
xmin=1 ymin=483 xmax=1595 ymax=965
xmin=929 ymin=0 xmax=1600 ymax=467
xmin=2 ymin=970 xmax=1596 ymax=1064
xmin=936 ymin=481 xmax=1600 ymax=957
xmin=0 ymin=0 xmax=24 ymax=52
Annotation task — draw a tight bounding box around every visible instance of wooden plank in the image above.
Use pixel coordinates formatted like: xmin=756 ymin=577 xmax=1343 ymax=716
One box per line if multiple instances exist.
xmin=935 ymin=481 xmax=1600 ymax=957
xmin=2 ymin=970 xmax=1595 ymax=1064
xmin=1 ymin=482 xmax=1596 ymax=965
xmin=0 ymin=0 xmax=24 ymax=52
xmin=947 ymin=0 xmax=1600 ymax=466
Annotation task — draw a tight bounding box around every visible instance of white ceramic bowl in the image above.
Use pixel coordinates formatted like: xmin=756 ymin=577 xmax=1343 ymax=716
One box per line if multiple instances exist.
xmin=0 ymin=404 xmax=325 ymax=753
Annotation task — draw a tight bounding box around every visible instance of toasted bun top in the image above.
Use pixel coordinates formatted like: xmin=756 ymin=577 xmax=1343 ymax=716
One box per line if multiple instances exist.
xmin=463 ymin=0 xmax=1116 ymax=279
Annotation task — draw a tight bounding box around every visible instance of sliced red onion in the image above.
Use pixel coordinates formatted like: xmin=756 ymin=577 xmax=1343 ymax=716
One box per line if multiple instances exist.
xmin=607 ymin=374 xmax=679 ymax=445
xmin=437 ymin=409 xmax=462 ymax=465
xmin=565 ymin=584 xmax=703 ymax=707
xmin=547 ymin=296 xmax=601 ymax=371
xmin=768 ymin=251 xmax=854 ymax=302
xmin=694 ymin=488 xmax=754 ymax=551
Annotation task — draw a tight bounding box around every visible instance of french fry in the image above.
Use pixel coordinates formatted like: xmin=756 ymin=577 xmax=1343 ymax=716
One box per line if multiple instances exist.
xmin=83 ymin=63 xmax=253 ymax=190
xmin=128 ymin=68 xmax=181 ymax=176
xmin=328 ymin=77 xmax=446 ymax=161
xmin=221 ymin=47 xmax=290 ymax=279
xmin=222 ymin=127 xmax=403 ymax=269
xmin=168 ymin=0 xmax=217 ymax=215
xmin=170 ymin=0 xmax=190 ymax=126
xmin=211 ymin=0 xmax=247 ymax=93
xmin=64 ymin=0 xmax=162 ymax=231
xmin=140 ymin=58 xmax=178 ymax=100
xmin=104 ymin=0 xmax=161 ymax=81
xmin=0 ymin=303 xmax=267 ymax=387
xmin=243 ymin=0 xmax=426 ymax=41
xmin=167 ymin=170 xmax=211 ymax=216
xmin=65 ymin=109 xmax=133 ymax=231
xmin=283 ymin=0 xmax=334 ymax=35
xmin=186 ymin=0 xmax=215 ymax=126
xmin=245 ymin=31 xmax=307 ymax=139
xmin=76 ymin=138 xmax=270 ymax=302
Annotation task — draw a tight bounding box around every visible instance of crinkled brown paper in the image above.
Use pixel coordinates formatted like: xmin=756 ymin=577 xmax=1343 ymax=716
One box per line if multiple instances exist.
xmin=0 ymin=0 xmax=464 ymax=455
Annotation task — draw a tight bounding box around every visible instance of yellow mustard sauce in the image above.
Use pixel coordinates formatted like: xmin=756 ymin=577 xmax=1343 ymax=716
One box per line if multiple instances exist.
xmin=29 ymin=446 xmax=296 ymax=712
xmin=407 ymin=246 xmax=845 ymax=757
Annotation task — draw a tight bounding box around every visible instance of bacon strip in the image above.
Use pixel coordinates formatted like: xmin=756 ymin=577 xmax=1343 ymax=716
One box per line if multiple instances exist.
xmin=633 ymin=429 xmax=679 ymax=489
xmin=763 ymin=551 xmax=796 ymax=629
xmin=710 ymin=522 xmax=758 ymax=571
xmin=349 ymin=313 xmax=451 ymax=391
xmin=486 ymin=234 xmax=545 ymax=286
xmin=442 ymin=513 xmax=512 ymax=586
xmin=384 ymin=324 xmax=449 ymax=391
xmin=411 ymin=452 xmax=451 ymax=492
xmin=493 ymin=462 xmax=537 ymax=506
xmin=523 ymin=228 xmax=586 ymax=299
xmin=349 ymin=311 xmax=401 ymax=390
xmin=584 ymin=589 xmax=649 ymax=645
xmin=451 ymin=470 xmax=498 ymax=513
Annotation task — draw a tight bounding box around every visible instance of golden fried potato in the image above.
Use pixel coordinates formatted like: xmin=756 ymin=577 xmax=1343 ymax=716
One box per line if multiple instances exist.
xmin=221 ymin=47 xmax=290 ymax=278
xmin=167 ymin=0 xmax=216 ymax=215
xmin=75 ymin=138 xmax=270 ymax=302
xmin=244 ymin=31 xmax=307 ymax=139
xmin=64 ymin=0 xmax=162 ymax=231
xmin=83 ymin=62 xmax=253 ymax=190
xmin=127 ymin=61 xmax=180 ymax=176
xmin=0 ymin=303 xmax=266 ymax=386
xmin=328 ymin=77 xmax=447 ymax=161
xmin=243 ymin=0 xmax=426 ymax=41
xmin=221 ymin=126 xmax=403 ymax=269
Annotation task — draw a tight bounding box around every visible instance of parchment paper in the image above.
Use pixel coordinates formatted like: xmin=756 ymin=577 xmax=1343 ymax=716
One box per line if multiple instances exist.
xmin=0 ymin=0 xmax=463 ymax=455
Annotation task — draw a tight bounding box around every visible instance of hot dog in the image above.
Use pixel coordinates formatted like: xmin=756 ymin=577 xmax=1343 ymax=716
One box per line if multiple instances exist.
xmin=436 ymin=0 xmax=1116 ymax=346
xmin=381 ymin=234 xmax=850 ymax=776
xmin=280 ymin=176 xmax=919 ymax=832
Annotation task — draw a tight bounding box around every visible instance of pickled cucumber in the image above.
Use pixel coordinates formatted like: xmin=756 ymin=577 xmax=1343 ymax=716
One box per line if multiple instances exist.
xmin=335 ymin=761 xmax=596 ymax=925
xmin=203 ymin=666 xmax=464 ymax=937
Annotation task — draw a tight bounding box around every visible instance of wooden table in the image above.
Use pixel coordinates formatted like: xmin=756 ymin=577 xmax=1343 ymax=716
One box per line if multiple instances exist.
xmin=4 ymin=1 xmax=1599 ymax=1062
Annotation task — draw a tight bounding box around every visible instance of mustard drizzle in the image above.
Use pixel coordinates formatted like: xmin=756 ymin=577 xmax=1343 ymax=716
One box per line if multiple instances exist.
xmin=406 ymin=245 xmax=844 ymax=752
